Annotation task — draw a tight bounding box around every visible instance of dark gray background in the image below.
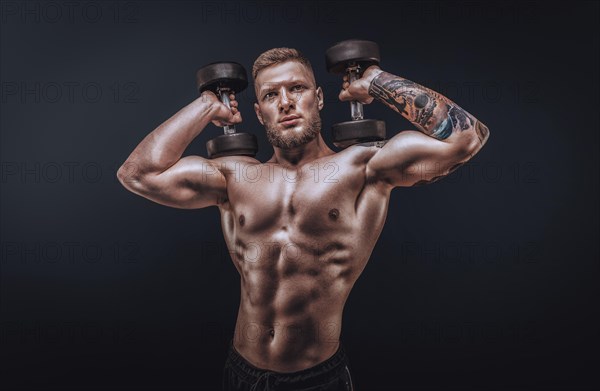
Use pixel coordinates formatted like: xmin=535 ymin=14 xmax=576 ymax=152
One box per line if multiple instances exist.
xmin=1 ymin=1 xmax=598 ymax=390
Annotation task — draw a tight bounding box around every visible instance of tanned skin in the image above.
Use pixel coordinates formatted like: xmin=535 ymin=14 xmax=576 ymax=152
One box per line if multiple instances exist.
xmin=117 ymin=60 xmax=489 ymax=372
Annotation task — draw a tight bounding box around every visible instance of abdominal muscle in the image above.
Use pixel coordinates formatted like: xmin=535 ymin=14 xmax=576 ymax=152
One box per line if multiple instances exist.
xmin=217 ymin=147 xmax=390 ymax=372
xmin=230 ymin=235 xmax=357 ymax=372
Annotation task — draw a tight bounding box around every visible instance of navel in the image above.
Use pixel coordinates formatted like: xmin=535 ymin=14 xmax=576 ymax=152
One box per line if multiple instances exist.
xmin=238 ymin=214 xmax=245 ymax=226
xmin=328 ymin=208 xmax=340 ymax=220
xmin=269 ymin=328 xmax=275 ymax=338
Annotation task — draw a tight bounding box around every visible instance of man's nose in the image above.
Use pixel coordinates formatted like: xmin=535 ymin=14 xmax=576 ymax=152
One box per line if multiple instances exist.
xmin=278 ymin=88 xmax=294 ymax=111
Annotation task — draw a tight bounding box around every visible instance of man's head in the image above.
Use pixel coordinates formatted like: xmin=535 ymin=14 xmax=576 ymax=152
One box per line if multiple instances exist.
xmin=252 ymin=48 xmax=324 ymax=149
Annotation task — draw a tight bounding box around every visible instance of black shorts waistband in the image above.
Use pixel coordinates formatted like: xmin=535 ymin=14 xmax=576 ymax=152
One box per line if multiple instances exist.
xmin=226 ymin=340 xmax=349 ymax=389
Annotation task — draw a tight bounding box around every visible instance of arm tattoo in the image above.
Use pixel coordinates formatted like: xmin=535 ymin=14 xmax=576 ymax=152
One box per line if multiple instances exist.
xmin=369 ymin=71 xmax=475 ymax=141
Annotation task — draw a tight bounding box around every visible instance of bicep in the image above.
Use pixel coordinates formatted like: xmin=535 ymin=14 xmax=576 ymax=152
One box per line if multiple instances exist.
xmin=120 ymin=155 xmax=227 ymax=209
xmin=367 ymin=129 xmax=477 ymax=188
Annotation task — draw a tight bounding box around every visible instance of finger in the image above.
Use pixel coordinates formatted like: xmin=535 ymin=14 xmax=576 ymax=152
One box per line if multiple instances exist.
xmin=339 ymin=89 xmax=351 ymax=102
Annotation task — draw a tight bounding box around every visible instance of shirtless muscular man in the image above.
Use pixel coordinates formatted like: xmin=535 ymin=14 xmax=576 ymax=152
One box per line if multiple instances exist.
xmin=117 ymin=47 xmax=490 ymax=390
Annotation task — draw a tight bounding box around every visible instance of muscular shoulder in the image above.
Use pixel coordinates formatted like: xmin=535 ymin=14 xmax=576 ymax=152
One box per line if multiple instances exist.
xmin=331 ymin=140 xmax=389 ymax=178
xmin=338 ymin=141 xmax=395 ymax=195
xmin=210 ymin=155 xmax=262 ymax=180
xmin=312 ymin=141 xmax=386 ymax=167
xmin=305 ymin=142 xmax=390 ymax=196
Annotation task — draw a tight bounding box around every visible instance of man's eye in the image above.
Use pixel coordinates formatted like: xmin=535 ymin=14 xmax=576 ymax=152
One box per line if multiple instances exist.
xmin=264 ymin=92 xmax=276 ymax=100
xmin=292 ymin=85 xmax=304 ymax=91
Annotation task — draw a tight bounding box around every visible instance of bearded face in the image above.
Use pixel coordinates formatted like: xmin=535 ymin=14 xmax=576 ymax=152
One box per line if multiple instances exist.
xmin=254 ymin=61 xmax=324 ymax=150
xmin=263 ymin=105 xmax=322 ymax=149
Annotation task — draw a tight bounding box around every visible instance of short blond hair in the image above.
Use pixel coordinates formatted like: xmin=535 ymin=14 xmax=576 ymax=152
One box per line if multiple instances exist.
xmin=252 ymin=47 xmax=314 ymax=81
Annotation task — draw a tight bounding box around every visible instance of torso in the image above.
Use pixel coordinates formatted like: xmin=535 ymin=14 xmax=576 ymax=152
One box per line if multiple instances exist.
xmin=216 ymin=144 xmax=391 ymax=372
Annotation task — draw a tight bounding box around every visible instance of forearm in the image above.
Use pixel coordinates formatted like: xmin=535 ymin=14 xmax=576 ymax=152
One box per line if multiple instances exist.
xmin=368 ymin=71 xmax=489 ymax=146
xmin=118 ymin=95 xmax=216 ymax=178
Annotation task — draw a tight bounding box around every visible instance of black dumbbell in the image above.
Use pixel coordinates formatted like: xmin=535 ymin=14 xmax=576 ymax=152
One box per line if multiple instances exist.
xmin=325 ymin=39 xmax=386 ymax=149
xmin=196 ymin=62 xmax=258 ymax=158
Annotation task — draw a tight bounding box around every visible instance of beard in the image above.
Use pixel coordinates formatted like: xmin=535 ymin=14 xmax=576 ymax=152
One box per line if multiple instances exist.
xmin=265 ymin=113 xmax=322 ymax=149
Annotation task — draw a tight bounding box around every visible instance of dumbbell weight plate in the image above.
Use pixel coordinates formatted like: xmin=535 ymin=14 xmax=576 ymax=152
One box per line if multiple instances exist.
xmin=325 ymin=40 xmax=381 ymax=74
xmin=206 ymin=133 xmax=258 ymax=159
xmin=331 ymin=119 xmax=386 ymax=149
xmin=196 ymin=62 xmax=248 ymax=94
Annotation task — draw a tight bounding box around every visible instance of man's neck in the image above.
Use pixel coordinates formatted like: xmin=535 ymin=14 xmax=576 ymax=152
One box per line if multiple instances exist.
xmin=268 ymin=134 xmax=334 ymax=168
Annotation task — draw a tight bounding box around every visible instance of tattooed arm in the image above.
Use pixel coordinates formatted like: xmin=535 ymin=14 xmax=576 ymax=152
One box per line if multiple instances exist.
xmin=339 ymin=66 xmax=490 ymax=188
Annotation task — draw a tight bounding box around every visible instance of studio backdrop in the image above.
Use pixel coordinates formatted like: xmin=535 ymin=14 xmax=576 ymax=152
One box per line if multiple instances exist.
xmin=1 ymin=1 xmax=598 ymax=390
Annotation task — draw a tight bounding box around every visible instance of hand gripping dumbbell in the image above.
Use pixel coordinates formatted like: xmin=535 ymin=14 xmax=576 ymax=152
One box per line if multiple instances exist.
xmin=196 ymin=61 xmax=258 ymax=158
xmin=325 ymin=39 xmax=386 ymax=149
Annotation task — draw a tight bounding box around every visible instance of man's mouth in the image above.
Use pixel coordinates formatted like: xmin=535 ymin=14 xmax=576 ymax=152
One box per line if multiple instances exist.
xmin=279 ymin=115 xmax=301 ymax=126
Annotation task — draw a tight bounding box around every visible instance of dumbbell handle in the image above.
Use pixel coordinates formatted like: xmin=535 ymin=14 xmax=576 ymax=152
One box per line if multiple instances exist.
xmin=348 ymin=64 xmax=364 ymax=121
xmin=218 ymin=88 xmax=236 ymax=134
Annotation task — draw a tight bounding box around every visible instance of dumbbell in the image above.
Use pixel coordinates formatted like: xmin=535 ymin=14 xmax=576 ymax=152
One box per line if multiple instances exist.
xmin=325 ymin=39 xmax=386 ymax=149
xmin=196 ymin=61 xmax=258 ymax=158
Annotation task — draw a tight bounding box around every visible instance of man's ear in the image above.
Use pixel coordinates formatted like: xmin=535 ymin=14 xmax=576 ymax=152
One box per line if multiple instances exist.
xmin=316 ymin=87 xmax=324 ymax=111
xmin=254 ymin=102 xmax=264 ymax=125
